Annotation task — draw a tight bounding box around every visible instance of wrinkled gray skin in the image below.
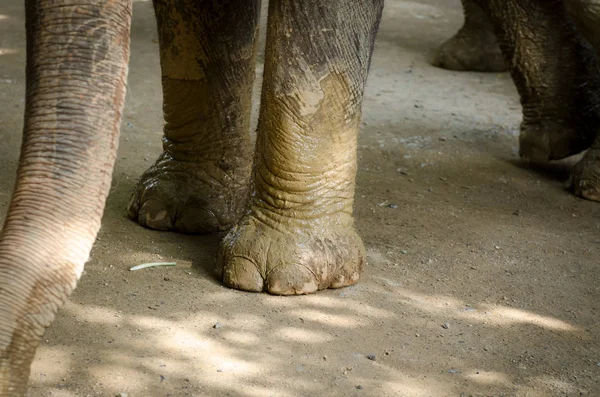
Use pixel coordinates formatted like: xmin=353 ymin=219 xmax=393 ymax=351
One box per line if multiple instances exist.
xmin=128 ymin=0 xmax=384 ymax=297
xmin=434 ymin=0 xmax=600 ymax=201
xmin=0 ymin=0 xmax=383 ymax=395
xmin=7 ymin=0 xmax=598 ymax=395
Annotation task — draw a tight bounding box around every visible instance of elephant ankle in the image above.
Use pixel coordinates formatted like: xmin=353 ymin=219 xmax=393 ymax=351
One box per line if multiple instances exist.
xmin=519 ymin=119 xmax=596 ymax=163
xmin=249 ymin=197 xmax=356 ymax=234
xmin=519 ymin=92 xmax=600 ymax=162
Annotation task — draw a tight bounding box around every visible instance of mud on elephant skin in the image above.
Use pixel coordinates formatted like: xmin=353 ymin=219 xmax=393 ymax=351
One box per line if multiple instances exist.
xmin=126 ymin=0 xmax=383 ymax=295
xmin=0 ymin=0 xmax=383 ymax=394
xmin=433 ymin=0 xmax=600 ymax=202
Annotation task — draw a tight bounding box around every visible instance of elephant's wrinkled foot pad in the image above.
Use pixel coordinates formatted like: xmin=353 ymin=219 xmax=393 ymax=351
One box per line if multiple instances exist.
xmin=218 ymin=217 xmax=365 ymax=295
xmin=570 ymin=146 xmax=600 ymax=201
xmin=432 ymin=29 xmax=506 ymax=72
xmin=128 ymin=155 xmax=249 ymax=234
xmin=519 ymin=120 xmax=596 ymax=163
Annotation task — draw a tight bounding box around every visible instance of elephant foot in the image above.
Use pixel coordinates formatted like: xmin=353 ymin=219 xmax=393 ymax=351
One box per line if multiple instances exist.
xmin=128 ymin=154 xmax=250 ymax=233
xmin=218 ymin=215 xmax=365 ymax=295
xmin=432 ymin=27 xmax=506 ymax=72
xmin=570 ymin=144 xmax=600 ymax=201
xmin=518 ymin=104 xmax=600 ymax=164
xmin=518 ymin=120 xmax=595 ymax=163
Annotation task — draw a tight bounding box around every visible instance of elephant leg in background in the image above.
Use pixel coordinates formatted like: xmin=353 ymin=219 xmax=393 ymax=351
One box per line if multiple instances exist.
xmin=481 ymin=0 xmax=600 ymax=201
xmin=432 ymin=0 xmax=506 ymax=72
xmin=572 ymin=137 xmax=600 ymax=200
xmin=218 ymin=0 xmax=384 ymax=295
xmin=566 ymin=0 xmax=600 ymax=54
xmin=127 ymin=0 xmax=258 ymax=233
xmin=0 ymin=1 xmax=131 ymax=395
xmin=567 ymin=0 xmax=600 ymax=200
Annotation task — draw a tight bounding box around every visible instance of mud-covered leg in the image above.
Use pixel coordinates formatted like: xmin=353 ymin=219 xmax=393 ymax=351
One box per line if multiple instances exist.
xmin=218 ymin=0 xmax=383 ymax=295
xmin=127 ymin=0 xmax=258 ymax=233
xmin=432 ymin=0 xmax=506 ymax=72
xmin=481 ymin=0 xmax=600 ymax=162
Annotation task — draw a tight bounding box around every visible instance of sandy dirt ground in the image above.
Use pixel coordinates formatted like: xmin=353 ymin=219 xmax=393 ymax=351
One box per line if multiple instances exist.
xmin=1 ymin=1 xmax=599 ymax=396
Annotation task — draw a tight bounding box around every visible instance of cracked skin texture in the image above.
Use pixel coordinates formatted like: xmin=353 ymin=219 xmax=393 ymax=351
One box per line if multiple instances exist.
xmin=129 ymin=0 xmax=383 ymax=294
xmin=127 ymin=0 xmax=257 ymax=233
xmin=217 ymin=60 xmax=366 ymax=295
xmin=218 ymin=0 xmax=383 ymax=294
xmin=126 ymin=75 xmax=253 ymax=233
xmin=435 ymin=0 xmax=600 ymax=202
xmin=219 ymin=69 xmax=372 ymax=294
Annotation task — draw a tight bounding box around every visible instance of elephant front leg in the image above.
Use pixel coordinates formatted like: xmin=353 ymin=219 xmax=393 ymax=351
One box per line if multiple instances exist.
xmin=127 ymin=0 xmax=259 ymax=233
xmin=432 ymin=0 xmax=506 ymax=72
xmin=218 ymin=0 xmax=384 ymax=294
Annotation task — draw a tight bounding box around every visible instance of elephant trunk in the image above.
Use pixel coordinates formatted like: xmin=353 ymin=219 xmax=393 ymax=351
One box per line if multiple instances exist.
xmin=0 ymin=1 xmax=132 ymax=394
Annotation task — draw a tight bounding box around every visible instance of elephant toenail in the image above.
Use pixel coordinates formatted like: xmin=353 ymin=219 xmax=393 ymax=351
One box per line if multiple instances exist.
xmin=175 ymin=207 xmax=220 ymax=234
xmin=222 ymin=257 xmax=263 ymax=292
xmin=138 ymin=200 xmax=173 ymax=230
xmin=149 ymin=209 xmax=168 ymax=222
xmin=266 ymin=266 xmax=318 ymax=295
xmin=576 ymin=179 xmax=600 ymax=201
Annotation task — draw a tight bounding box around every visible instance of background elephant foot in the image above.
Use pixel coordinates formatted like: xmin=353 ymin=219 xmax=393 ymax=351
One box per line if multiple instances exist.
xmin=570 ymin=143 xmax=600 ymax=201
xmin=432 ymin=0 xmax=506 ymax=72
xmin=432 ymin=27 xmax=506 ymax=72
xmin=218 ymin=215 xmax=365 ymax=295
xmin=566 ymin=0 xmax=600 ymax=55
xmin=518 ymin=119 xmax=597 ymax=163
xmin=127 ymin=153 xmax=251 ymax=233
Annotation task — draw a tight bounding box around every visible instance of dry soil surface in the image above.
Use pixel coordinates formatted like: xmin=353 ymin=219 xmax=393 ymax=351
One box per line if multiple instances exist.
xmin=1 ymin=1 xmax=599 ymax=396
